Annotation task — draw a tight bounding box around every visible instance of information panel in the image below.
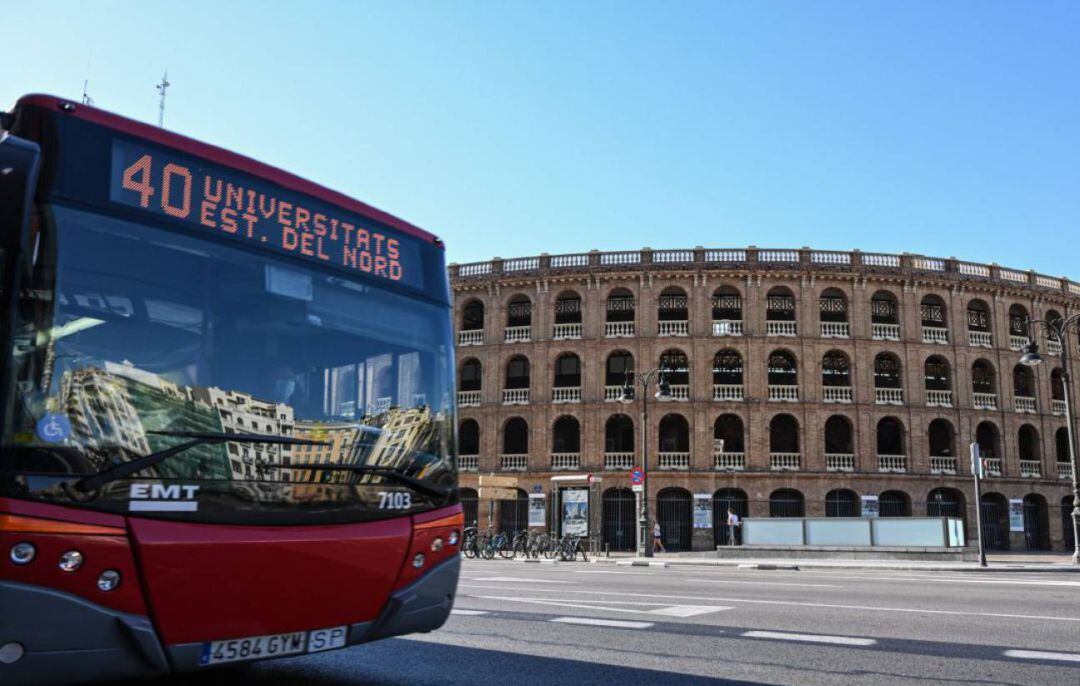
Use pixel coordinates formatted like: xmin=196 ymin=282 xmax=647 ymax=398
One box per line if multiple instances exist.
xmin=108 ymin=139 xmax=422 ymax=289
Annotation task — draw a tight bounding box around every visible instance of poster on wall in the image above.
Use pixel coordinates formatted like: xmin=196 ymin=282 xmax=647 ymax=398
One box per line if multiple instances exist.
xmin=528 ymin=493 xmax=546 ymax=528
xmin=562 ymin=488 xmax=588 ymax=536
xmin=861 ymin=495 xmax=879 ymax=518
xmin=1009 ymin=499 xmax=1025 ymax=532
xmin=693 ymin=494 xmax=712 ymax=529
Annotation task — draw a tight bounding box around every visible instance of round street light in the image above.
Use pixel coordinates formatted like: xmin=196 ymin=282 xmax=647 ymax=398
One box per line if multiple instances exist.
xmin=1019 ymin=341 xmax=1044 ymax=367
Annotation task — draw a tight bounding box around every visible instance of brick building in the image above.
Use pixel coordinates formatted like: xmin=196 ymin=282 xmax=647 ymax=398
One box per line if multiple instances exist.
xmin=449 ymin=247 xmax=1078 ymax=553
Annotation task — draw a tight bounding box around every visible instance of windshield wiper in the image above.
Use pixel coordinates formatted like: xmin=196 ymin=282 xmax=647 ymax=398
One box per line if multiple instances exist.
xmin=73 ymin=430 xmax=328 ymax=492
xmin=290 ymin=463 xmax=452 ymax=500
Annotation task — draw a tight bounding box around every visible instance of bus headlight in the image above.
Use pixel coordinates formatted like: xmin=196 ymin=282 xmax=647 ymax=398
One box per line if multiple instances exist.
xmin=59 ymin=550 xmax=83 ymax=572
xmin=9 ymin=542 xmax=35 ymax=565
xmin=97 ymin=569 xmax=121 ymax=591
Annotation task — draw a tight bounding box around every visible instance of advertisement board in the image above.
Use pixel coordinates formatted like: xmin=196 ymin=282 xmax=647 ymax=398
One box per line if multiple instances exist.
xmin=693 ymin=493 xmax=712 ymax=529
xmin=528 ymin=493 xmax=547 ymax=528
xmin=1009 ymin=499 xmax=1025 ymax=532
xmin=861 ymin=495 xmax=880 ymax=518
xmin=562 ymin=488 xmax=589 ymax=536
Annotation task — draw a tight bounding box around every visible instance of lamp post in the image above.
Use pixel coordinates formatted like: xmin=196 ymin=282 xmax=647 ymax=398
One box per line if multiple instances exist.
xmin=619 ymin=367 xmax=672 ymax=558
xmin=1021 ymin=315 xmax=1080 ymax=565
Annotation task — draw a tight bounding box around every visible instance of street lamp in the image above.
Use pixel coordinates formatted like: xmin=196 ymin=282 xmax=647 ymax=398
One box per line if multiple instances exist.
xmin=1021 ymin=316 xmax=1080 ymax=565
xmin=619 ymin=367 xmax=672 ymax=558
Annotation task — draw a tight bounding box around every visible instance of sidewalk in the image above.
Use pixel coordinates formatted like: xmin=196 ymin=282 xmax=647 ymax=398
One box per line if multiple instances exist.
xmin=589 ymin=550 xmax=1080 ymax=573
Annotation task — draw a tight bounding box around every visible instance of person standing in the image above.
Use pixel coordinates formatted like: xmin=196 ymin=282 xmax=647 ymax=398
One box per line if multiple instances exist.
xmin=652 ymin=521 xmax=666 ymax=553
xmin=727 ymin=508 xmax=741 ymax=546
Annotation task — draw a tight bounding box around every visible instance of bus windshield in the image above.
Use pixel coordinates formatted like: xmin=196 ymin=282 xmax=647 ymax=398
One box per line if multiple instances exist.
xmin=1 ymin=203 xmax=455 ymax=524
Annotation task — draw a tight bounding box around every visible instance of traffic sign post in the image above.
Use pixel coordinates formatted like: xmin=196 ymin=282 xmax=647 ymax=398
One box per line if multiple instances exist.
xmin=970 ymin=442 xmax=988 ymax=568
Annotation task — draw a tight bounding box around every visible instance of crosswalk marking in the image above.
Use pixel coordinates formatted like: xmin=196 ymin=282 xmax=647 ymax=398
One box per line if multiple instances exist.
xmin=742 ymin=630 xmax=876 ymax=646
xmin=550 ymin=617 xmax=654 ymax=629
xmin=470 ymin=595 xmax=731 ymax=617
xmin=450 ymin=609 xmax=489 ymax=616
xmin=1004 ymin=649 xmax=1080 ymax=663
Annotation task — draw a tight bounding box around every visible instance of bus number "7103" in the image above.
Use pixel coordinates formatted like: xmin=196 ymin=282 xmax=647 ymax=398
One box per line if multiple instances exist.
xmin=378 ymin=492 xmax=411 ymax=510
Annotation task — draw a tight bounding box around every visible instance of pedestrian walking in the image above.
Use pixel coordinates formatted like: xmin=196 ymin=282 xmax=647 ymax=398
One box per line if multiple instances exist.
xmin=652 ymin=521 xmax=665 ymax=553
xmin=726 ymin=509 xmax=741 ymax=546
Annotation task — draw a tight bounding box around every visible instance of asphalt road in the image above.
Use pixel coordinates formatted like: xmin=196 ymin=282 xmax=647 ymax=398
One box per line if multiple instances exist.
xmin=110 ymin=559 xmax=1080 ymax=686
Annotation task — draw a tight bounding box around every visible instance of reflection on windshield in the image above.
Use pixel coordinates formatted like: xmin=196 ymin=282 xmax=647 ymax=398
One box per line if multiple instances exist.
xmin=5 ymin=205 xmax=454 ymax=501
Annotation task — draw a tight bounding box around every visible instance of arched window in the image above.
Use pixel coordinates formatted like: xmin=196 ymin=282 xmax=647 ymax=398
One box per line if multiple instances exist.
xmin=606 ymin=351 xmax=634 ymax=390
xmin=505 ymin=355 xmax=530 ymax=389
xmin=819 ymin=288 xmax=848 ymax=323
xmin=1046 ymin=309 xmax=1063 ymax=326
xmin=871 ymin=290 xmax=899 ymax=325
xmin=921 ymin=295 xmax=947 ymax=328
xmin=602 ymin=488 xmax=636 ymax=551
xmin=605 ymin=414 xmax=634 ymax=453
xmin=712 ymin=349 xmax=743 ymax=385
xmin=879 ymin=491 xmax=911 ymax=517
xmin=873 ymin=353 xmax=902 ymax=388
xmin=972 ymin=360 xmax=996 ymax=394
xmin=981 ymin=492 xmax=1010 ymax=550
xmin=553 ymin=353 xmax=581 ymax=388
xmin=1018 ymin=425 xmax=1039 ymax=463
xmin=658 ymin=286 xmax=688 ymax=322
xmin=1013 ymin=364 xmax=1035 ymax=399
xmin=924 ymin=356 xmax=951 ymax=390
xmin=713 ymin=488 xmax=748 ymax=546
xmin=976 ymin=421 xmax=999 ymax=459
xmin=459 ymin=358 xmax=482 ymax=392
xmin=769 ymin=414 xmax=799 ymax=453
xmin=462 ymin=299 xmax=485 ymax=331
xmin=660 ymin=349 xmax=689 ymax=386
xmin=766 ymin=286 xmax=796 ymax=322
xmin=877 ymin=417 xmax=905 ymax=455
xmin=507 ymin=294 xmax=532 ymax=327
xmin=1052 ymin=369 xmax=1066 ymax=401
xmin=824 ymin=415 xmax=853 ymax=454
xmin=552 ymin=416 xmax=580 ymax=453
xmin=1056 ymin=427 xmax=1070 ymax=463
xmin=1008 ymin=304 xmax=1030 ymax=338
xmin=927 ymin=488 xmax=966 ymax=520
xmin=825 ymin=489 xmax=859 ymax=517
xmin=554 ymin=290 xmax=582 ymax=324
xmin=822 ymin=351 xmax=851 ymax=387
xmin=502 ymin=418 xmax=529 ymax=454
xmin=714 ymin=414 xmax=744 ymax=453
xmin=459 ymin=487 xmax=480 ymax=527
xmin=928 ymin=419 xmax=954 ymax=457
xmin=712 ymin=285 xmax=742 ymax=330
xmin=657 ymin=488 xmax=693 ymax=551
xmin=767 ymin=350 xmax=798 ymax=386
xmin=606 ymin=288 xmax=635 ymax=323
xmin=1022 ymin=494 xmax=1051 ymax=550
xmin=658 ymin=414 xmax=690 ymax=453
xmin=967 ymin=299 xmax=991 ymax=332
xmin=499 ymin=488 xmax=529 ymax=536
xmin=459 ymin=419 xmax=480 ymax=455
xmin=770 ymin=489 xmax=805 ymax=518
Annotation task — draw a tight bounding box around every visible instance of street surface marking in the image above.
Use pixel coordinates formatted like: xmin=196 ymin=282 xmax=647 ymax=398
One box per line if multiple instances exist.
xmin=471 ymin=595 xmax=731 ymax=617
xmin=458 ymin=584 xmax=1080 ymax=623
xmin=450 ymin=609 xmax=489 ymax=616
xmin=743 ymin=630 xmax=877 ymax=646
xmin=1003 ymin=649 xmax=1080 ymax=663
xmin=471 ymin=577 xmax=571 ymax=584
xmin=740 ymin=571 xmax=1080 ymax=587
xmin=689 ymin=579 xmax=840 ymax=588
xmin=572 ymin=570 xmax=650 ymax=575
xmin=648 ymin=604 xmax=735 ymax=617
xmin=550 ymin=617 xmax=654 ymax=629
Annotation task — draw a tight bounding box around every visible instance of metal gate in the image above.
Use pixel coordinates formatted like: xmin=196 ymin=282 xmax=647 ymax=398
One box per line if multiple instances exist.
xmin=1023 ymin=497 xmax=1051 ymax=551
xmin=656 ymin=489 xmax=692 ymax=552
xmin=980 ymin=499 xmax=1010 ymax=551
xmin=712 ymin=489 xmax=748 ymax=546
xmin=602 ymin=488 xmax=636 ymax=551
xmin=1063 ymin=498 xmax=1076 ymax=552
xmin=459 ymin=488 xmax=479 ymax=528
xmin=825 ymin=491 xmax=858 ymax=517
xmin=498 ymin=492 xmax=528 ymax=536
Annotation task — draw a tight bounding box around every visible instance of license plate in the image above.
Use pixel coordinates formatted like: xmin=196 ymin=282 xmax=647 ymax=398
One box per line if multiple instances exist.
xmin=199 ymin=626 xmax=348 ymax=666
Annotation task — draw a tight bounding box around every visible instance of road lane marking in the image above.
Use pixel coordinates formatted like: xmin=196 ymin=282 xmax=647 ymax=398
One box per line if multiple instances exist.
xmin=742 ymin=630 xmax=876 ymax=646
xmin=450 ymin=609 xmax=489 ymax=616
xmin=471 ymin=577 xmax=571 ymax=584
xmin=458 ymin=584 xmax=1080 ymax=623
xmin=472 ymin=595 xmax=731 ymax=617
xmin=731 ymin=571 xmax=1080 ymax=587
xmin=648 ymin=605 xmax=735 ymax=617
xmin=1003 ymin=649 xmax=1080 ymax=663
xmin=550 ymin=617 xmax=654 ymax=629
xmin=689 ymin=579 xmax=841 ymax=588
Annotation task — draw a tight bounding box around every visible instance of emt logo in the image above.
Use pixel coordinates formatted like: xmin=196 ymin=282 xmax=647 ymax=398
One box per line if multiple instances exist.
xmin=129 ymin=483 xmax=200 ymax=512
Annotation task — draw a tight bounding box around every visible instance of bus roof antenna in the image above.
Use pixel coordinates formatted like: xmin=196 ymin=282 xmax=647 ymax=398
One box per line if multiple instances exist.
xmin=156 ymin=71 xmax=170 ymax=127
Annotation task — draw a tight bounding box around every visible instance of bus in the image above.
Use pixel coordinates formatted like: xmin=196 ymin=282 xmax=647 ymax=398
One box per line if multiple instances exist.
xmin=0 ymin=94 xmax=461 ymax=685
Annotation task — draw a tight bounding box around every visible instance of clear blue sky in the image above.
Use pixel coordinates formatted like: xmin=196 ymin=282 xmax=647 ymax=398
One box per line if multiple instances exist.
xmin=4 ymin=2 xmax=1078 ymax=274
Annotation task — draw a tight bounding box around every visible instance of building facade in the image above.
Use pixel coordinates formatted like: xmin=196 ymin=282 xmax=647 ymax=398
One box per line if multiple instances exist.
xmin=449 ymin=247 xmax=1078 ymax=552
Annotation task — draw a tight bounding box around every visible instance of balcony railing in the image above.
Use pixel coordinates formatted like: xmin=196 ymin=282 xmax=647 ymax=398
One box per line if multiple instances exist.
xmin=766 ymin=321 xmax=797 ymax=336
xmin=1048 ymin=339 xmax=1063 ymax=356
xmin=878 ymin=455 xmax=907 ymax=473
xmin=820 ymin=322 xmax=850 ymax=338
xmin=825 ymin=454 xmax=855 ymax=472
xmin=926 ymin=389 xmax=953 ymax=407
xmin=502 ymin=388 xmax=530 ymax=405
xmin=501 ymin=455 xmax=528 ymax=471
xmin=1053 ymin=399 xmax=1067 ymax=416
xmin=459 ymin=455 xmax=479 ymax=472
xmin=458 ymin=330 xmax=484 ymax=346
xmin=605 ymin=321 xmax=635 ymax=338
xmin=712 ymin=320 xmax=744 ymax=336
xmin=822 ymin=386 xmax=853 ymax=403
xmin=552 ymin=387 xmax=581 ymax=404
xmin=923 ymin=326 xmax=949 ymax=344
xmin=1009 ymin=335 xmax=1030 ymax=351
xmin=872 ymin=323 xmax=901 ymax=341
xmin=504 ymin=326 xmax=532 ymax=343
xmin=931 ymin=456 xmax=958 ymax=475
xmin=983 ymin=458 xmax=1002 ymax=477
xmin=1059 ymin=463 xmax=1073 ymax=480
xmin=1014 ymin=396 xmax=1036 ymax=414
xmin=553 ymin=323 xmax=582 ymax=340
xmin=604 ymin=452 xmax=634 ymax=470
xmin=714 ymin=452 xmax=745 ymax=470
xmin=605 ymin=385 xmax=624 ymax=402
xmin=657 ymin=452 xmax=690 ymax=469
xmin=875 ymin=388 xmax=904 ymax=405
xmin=768 ymin=385 xmax=799 ymax=402
xmin=659 ymin=320 xmax=689 ymax=336
xmin=1020 ymin=460 xmax=1042 ymax=478
xmin=770 ymin=453 xmax=801 ymax=471
xmin=712 ymin=384 xmax=744 ymax=401
xmin=968 ymin=331 xmax=992 ymax=348
xmin=973 ymin=392 xmax=997 ymax=410
xmin=457 ymin=390 xmax=481 ymax=407
xmin=551 ymin=453 xmax=580 ymax=471
xmin=669 ymin=384 xmax=690 ymax=401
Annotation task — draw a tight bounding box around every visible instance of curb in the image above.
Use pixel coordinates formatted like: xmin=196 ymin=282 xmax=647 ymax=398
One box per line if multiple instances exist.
xmin=512 ymin=558 xmax=559 ymax=564
xmin=585 ymin=557 xmax=1080 ymax=573
xmin=616 ymin=560 xmax=669 ymax=568
xmin=738 ymin=563 xmax=800 ymax=571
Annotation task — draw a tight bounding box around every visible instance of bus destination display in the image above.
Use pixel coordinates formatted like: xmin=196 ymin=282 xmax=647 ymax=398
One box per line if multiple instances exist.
xmin=109 ymin=139 xmax=420 ymax=288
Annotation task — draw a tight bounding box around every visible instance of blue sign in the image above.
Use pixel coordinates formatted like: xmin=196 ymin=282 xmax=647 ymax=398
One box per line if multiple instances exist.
xmin=630 ymin=468 xmax=644 ymax=485
xmin=36 ymin=413 xmax=72 ymax=443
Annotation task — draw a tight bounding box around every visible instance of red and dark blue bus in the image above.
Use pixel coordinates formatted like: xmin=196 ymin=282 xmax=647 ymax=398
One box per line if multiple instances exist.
xmin=0 ymin=95 xmax=462 ymax=684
